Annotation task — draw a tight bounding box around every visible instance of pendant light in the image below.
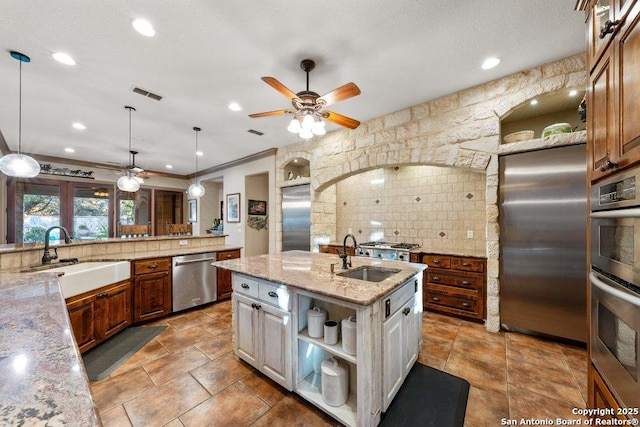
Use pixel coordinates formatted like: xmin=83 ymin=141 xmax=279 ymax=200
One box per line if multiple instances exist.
xmin=117 ymin=106 xmax=140 ymax=192
xmin=0 ymin=51 xmax=40 ymax=178
xmin=187 ymin=126 xmax=205 ymax=198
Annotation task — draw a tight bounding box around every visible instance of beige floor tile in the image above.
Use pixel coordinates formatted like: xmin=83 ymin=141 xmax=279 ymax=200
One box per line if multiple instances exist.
xmin=423 ymin=334 xmax=455 ymax=360
xmin=452 ymin=333 xmax=506 ymax=366
xmin=423 ymin=311 xmax=463 ymax=326
xmin=165 ymin=310 xmax=212 ymax=331
xmin=445 ymin=351 xmax=507 ymax=397
xmin=193 ymin=332 xmax=232 ymax=360
xmin=98 ymin=404 xmax=132 ymax=427
xmin=110 ymin=339 xmax=169 ymax=378
xmin=143 ymin=346 xmax=211 ymax=386
xmin=418 ymin=353 xmax=446 ymax=370
xmin=155 ymin=325 xmax=217 ymax=353
xmin=238 ymin=370 xmax=288 ymax=407
xmin=423 ymin=317 xmax=460 ymax=341
xmin=190 ymin=352 xmax=255 ymax=396
xmin=91 ymin=366 xmax=155 ymax=411
xmin=506 ymin=332 xmax=565 ymax=356
xmin=251 ymin=395 xmax=338 ymax=427
xmin=124 ymin=374 xmax=210 ymax=427
xmin=179 ymin=382 xmax=269 ymax=427
xmin=463 ymin=386 xmax=509 ymax=427
xmin=508 ymin=384 xmax=588 ymax=421
xmin=200 ymin=314 xmax=233 ymax=336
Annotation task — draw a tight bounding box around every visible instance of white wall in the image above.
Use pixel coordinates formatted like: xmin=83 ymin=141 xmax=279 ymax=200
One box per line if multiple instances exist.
xmin=245 ymin=174 xmax=269 ymax=257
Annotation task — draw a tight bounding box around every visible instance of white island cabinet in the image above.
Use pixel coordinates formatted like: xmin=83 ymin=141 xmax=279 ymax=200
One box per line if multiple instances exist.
xmin=220 ymin=251 xmax=425 ymax=427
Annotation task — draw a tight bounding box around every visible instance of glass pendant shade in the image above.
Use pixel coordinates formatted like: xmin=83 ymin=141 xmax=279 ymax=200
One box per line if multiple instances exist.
xmin=188 ymin=182 xmax=205 ymax=198
xmin=117 ymin=172 xmax=140 ymax=192
xmin=0 ymin=153 xmax=41 ymax=177
xmin=287 ymin=118 xmax=302 ymax=133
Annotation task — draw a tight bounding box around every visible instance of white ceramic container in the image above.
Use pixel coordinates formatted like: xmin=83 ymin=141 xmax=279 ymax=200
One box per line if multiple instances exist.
xmin=321 ymin=357 xmax=349 ymax=407
xmin=307 ymin=307 xmax=327 ymax=338
xmin=341 ymin=315 xmax=357 ymax=355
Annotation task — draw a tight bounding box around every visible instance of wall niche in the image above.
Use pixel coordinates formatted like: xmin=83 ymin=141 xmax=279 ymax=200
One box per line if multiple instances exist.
xmin=283 ymin=158 xmax=310 ymax=182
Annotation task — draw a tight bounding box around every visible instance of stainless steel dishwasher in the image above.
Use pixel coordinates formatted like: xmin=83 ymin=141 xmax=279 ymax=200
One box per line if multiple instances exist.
xmin=172 ymin=252 xmax=217 ymax=312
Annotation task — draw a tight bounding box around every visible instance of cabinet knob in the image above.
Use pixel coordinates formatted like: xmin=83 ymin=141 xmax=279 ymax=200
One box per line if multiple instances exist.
xmin=432 ymin=276 xmax=440 ymax=281
xmin=432 ymin=297 xmax=440 ymax=302
xmin=403 ymin=307 xmax=411 ymax=316
xmin=268 ymin=291 xmax=277 ymax=298
xmin=599 ymin=19 xmax=619 ymax=39
xmin=432 ymin=259 xmax=440 ymax=264
xmin=255 ymin=304 xmax=261 ymax=310
xmin=461 ymin=262 xmax=471 ymax=267
xmin=461 ymin=280 xmax=470 ymax=285
xmin=241 ymin=283 xmax=250 ymax=289
xmin=600 ymin=158 xmax=619 ymax=172
xmin=225 ymin=254 xmax=233 ymax=259
xmin=461 ymin=302 xmax=471 ymax=308
xmin=148 ymin=263 xmax=157 ymax=269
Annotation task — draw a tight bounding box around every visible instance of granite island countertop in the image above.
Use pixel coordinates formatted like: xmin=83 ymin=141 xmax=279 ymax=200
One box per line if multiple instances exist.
xmin=212 ymin=250 xmax=426 ymax=305
xmin=0 ymin=270 xmax=100 ymax=426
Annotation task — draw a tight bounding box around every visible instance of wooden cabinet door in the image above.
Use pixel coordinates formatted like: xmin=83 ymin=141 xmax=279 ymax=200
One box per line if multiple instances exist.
xmin=99 ymin=280 xmax=132 ymax=340
xmin=234 ymin=294 xmax=258 ymax=367
xmin=382 ymin=306 xmax=404 ymax=411
xmin=134 ymin=271 xmax=171 ymax=322
xmin=259 ymin=303 xmax=292 ymax=390
xmin=589 ymin=363 xmax=629 ymax=422
xmin=616 ymin=3 xmax=640 ymax=169
xmin=66 ymin=293 xmax=98 ymax=353
xmin=217 ymin=250 xmax=240 ymax=300
xmin=589 ymin=46 xmax=617 ymax=180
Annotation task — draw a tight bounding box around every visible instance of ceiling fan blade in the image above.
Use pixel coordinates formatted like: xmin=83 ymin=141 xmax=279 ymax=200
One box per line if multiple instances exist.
xmin=261 ymin=77 xmax=299 ymax=100
xmin=324 ymin=110 xmax=361 ymax=129
xmin=318 ymin=83 xmax=361 ymax=107
xmin=249 ymin=109 xmax=292 ymax=118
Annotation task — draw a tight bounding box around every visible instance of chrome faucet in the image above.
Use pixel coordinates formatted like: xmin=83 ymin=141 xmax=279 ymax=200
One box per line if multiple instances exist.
xmin=340 ymin=233 xmax=358 ymax=269
xmin=42 ymin=226 xmax=72 ymax=265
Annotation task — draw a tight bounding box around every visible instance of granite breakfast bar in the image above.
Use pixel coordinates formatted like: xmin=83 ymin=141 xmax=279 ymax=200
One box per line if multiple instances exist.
xmin=213 ymin=250 xmax=426 ymax=427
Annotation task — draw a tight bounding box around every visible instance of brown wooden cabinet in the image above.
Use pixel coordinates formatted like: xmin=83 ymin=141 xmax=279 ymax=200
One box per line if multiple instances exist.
xmin=419 ymin=253 xmax=486 ymax=321
xmin=318 ymin=244 xmax=355 ymax=256
xmin=216 ymin=249 xmax=241 ymax=300
xmin=132 ymin=257 xmax=172 ymax=323
xmin=588 ymin=0 xmax=640 ymax=181
xmin=66 ymin=279 xmax=132 ymax=353
xmin=588 ymin=362 xmax=630 ymax=422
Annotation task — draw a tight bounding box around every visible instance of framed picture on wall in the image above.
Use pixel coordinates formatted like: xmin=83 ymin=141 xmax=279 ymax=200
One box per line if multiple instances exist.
xmin=248 ymin=199 xmax=267 ymax=216
xmin=227 ymin=193 xmax=240 ymax=223
xmin=188 ymin=199 xmax=197 ymax=223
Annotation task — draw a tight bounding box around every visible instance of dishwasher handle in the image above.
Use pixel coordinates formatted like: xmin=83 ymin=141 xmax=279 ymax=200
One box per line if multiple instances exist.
xmin=174 ymin=257 xmax=217 ymax=267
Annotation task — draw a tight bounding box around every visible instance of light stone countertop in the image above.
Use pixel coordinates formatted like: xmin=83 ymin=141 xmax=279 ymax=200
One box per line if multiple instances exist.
xmin=0 ymin=270 xmax=100 ymax=426
xmin=213 ymin=250 xmax=426 ymax=305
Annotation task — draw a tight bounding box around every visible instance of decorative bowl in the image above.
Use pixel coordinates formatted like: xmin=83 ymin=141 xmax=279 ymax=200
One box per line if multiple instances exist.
xmin=503 ymin=130 xmax=534 ymax=144
xmin=542 ymin=123 xmax=573 ymax=137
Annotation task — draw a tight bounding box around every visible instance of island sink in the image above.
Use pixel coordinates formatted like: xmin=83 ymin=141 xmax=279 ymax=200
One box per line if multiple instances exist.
xmin=337 ymin=265 xmax=401 ymax=282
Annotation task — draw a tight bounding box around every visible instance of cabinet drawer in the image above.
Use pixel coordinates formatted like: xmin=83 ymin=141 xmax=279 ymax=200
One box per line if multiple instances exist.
xmin=133 ymin=258 xmax=170 ymax=275
xmin=258 ymin=282 xmax=291 ymax=311
xmin=450 ymin=257 xmax=484 ymax=273
xmin=217 ymin=249 xmax=240 ymax=261
xmin=233 ymin=274 xmax=260 ymax=298
xmin=427 ymin=269 xmax=483 ymax=292
xmin=424 ymin=289 xmax=480 ymax=317
xmin=382 ymin=277 xmax=417 ymax=320
xmin=421 ymin=254 xmax=451 ymax=269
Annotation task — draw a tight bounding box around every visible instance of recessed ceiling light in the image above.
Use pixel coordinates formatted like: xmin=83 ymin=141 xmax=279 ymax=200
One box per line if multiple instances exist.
xmin=72 ymin=122 xmax=86 ymax=130
xmin=64 ymin=147 xmax=75 ymax=153
xmin=228 ymin=102 xmax=242 ymax=111
xmin=530 ymin=99 xmax=539 ymax=106
xmin=52 ymin=52 xmax=76 ymax=66
xmin=196 ymin=151 xmax=203 ymax=156
xmin=131 ymin=18 xmax=155 ymax=37
xmin=481 ymin=57 xmax=500 ymax=70
xmin=569 ymin=90 xmax=578 ymax=97
xmin=166 ymin=164 xmax=173 ymax=169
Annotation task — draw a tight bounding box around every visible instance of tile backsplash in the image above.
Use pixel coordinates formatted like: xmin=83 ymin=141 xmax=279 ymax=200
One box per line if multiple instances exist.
xmin=336 ymin=165 xmax=486 ymax=253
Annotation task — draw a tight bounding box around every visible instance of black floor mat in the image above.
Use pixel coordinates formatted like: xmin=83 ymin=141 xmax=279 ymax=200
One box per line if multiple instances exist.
xmin=82 ymin=326 xmax=166 ymax=381
xmin=380 ymin=363 xmax=470 ymax=427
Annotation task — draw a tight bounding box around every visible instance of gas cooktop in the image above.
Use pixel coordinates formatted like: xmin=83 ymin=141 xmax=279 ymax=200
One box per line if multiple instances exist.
xmin=359 ymin=241 xmax=420 ymax=250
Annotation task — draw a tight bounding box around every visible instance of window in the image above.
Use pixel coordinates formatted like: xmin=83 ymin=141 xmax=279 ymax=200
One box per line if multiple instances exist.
xmin=73 ymin=186 xmax=111 ymax=240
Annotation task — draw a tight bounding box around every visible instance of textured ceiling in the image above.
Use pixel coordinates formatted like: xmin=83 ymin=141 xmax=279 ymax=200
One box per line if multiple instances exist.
xmin=0 ymin=1 xmax=586 ymax=178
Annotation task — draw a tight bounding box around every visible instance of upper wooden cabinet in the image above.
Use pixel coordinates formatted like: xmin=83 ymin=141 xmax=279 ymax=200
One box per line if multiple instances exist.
xmin=587 ymin=0 xmax=637 ymax=70
xmin=588 ymin=0 xmax=640 ymax=181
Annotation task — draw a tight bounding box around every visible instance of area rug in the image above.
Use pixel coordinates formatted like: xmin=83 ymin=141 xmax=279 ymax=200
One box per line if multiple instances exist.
xmin=379 ymin=363 xmax=470 ymax=427
xmin=82 ymin=326 xmax=166 ymax=381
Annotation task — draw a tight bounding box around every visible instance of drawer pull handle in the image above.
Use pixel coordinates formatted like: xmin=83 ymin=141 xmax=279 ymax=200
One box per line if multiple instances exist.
xmin=432 ymin=259 xmax=440 ymax=264
xmin=148 ymin=263 xmax=157 ymax=269
xmin=226 ymin=254 xmax=233 ymax=259
xmin=432 ymin=297 xmax=440 ymax=302
xmin=255 ymin=304 xmax=261 ymax=310
xmin=599 ymin=19 xmax=619 ymax=39
xmin=461 ymin=280 xmax=470 ymax=285
xmin=96 ymin=292 xmax=108 ymax=298
xmin=241 ymin=283 xmax=250 ymax=289
xmin=432 ymin=276 xmax=440 ymax=281
xmin=461 ymin=302 xmax=471 ymax=308
xmin=462 ymin=262 xmax=471 ymax=267
xmin=403 ymin=307 xmax=411 ymax=316
xmin=268 ymin=291 xmax=278 ymax=298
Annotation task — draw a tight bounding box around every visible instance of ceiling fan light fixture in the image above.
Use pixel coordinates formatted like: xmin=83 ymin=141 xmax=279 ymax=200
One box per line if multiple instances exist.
xmin=117 ymin=171 xmax=140 ymax=192
xmin=287 ymin=118 xmax=302 ymax=133
xmin=301 ymin=114 xmax=315 ymax=130
xmin=0 ymin=51 xmax=40 ymax=178
xmin=311 ymin=120 xmax=326 ymax=136
xmin=299 ymin=128 xmax=313 ymax=140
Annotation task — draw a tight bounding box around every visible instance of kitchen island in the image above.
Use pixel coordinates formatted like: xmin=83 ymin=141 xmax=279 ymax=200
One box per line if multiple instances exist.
xmin=213 ymin=250 xmax=426 ymax=427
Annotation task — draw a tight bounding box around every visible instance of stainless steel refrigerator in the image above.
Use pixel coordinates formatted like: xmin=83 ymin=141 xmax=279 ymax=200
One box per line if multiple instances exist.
xmin=282 ymin=184 xmax=311 ymax=251
xmin=499 ymin=144 xmax=587 ymax=343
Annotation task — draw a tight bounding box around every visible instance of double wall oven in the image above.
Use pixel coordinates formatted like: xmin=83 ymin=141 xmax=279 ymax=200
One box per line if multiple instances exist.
xmin=590 ymin=166 xmax=640 ymax=409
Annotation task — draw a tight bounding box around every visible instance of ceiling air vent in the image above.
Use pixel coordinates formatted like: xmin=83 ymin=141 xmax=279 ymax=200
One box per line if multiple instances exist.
xmin=247 ymin=129 xmax=264 ymax=136
xmin=132 ymin=86 xmax=163 ymax=101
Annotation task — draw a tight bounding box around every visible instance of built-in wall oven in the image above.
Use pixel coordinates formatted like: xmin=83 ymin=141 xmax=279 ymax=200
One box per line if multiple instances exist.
xmin=590 ymin=166 xmax=640 ymax=410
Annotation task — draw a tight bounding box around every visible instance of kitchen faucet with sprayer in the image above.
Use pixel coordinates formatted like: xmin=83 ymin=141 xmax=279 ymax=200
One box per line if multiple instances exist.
xmin=42 ymin=226 xmax=72 ymax=265
xmin=340 ymin=234 xmax=358 ymax=270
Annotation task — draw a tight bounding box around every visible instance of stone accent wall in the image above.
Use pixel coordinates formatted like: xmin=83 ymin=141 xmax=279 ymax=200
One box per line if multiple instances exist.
xmin=276 ymin=54 xmax=587 ymax=332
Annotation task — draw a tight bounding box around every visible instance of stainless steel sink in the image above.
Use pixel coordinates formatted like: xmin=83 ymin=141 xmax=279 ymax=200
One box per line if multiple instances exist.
xmin=337 ymin=266 xmax=401 ymax=282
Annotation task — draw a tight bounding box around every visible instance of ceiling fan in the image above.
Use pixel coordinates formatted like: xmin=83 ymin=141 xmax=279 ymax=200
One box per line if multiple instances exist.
xmin=249 ymin=59 xmax=361 ymax=136
xmin=122 ymin=150 xmax=162 ymax=180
